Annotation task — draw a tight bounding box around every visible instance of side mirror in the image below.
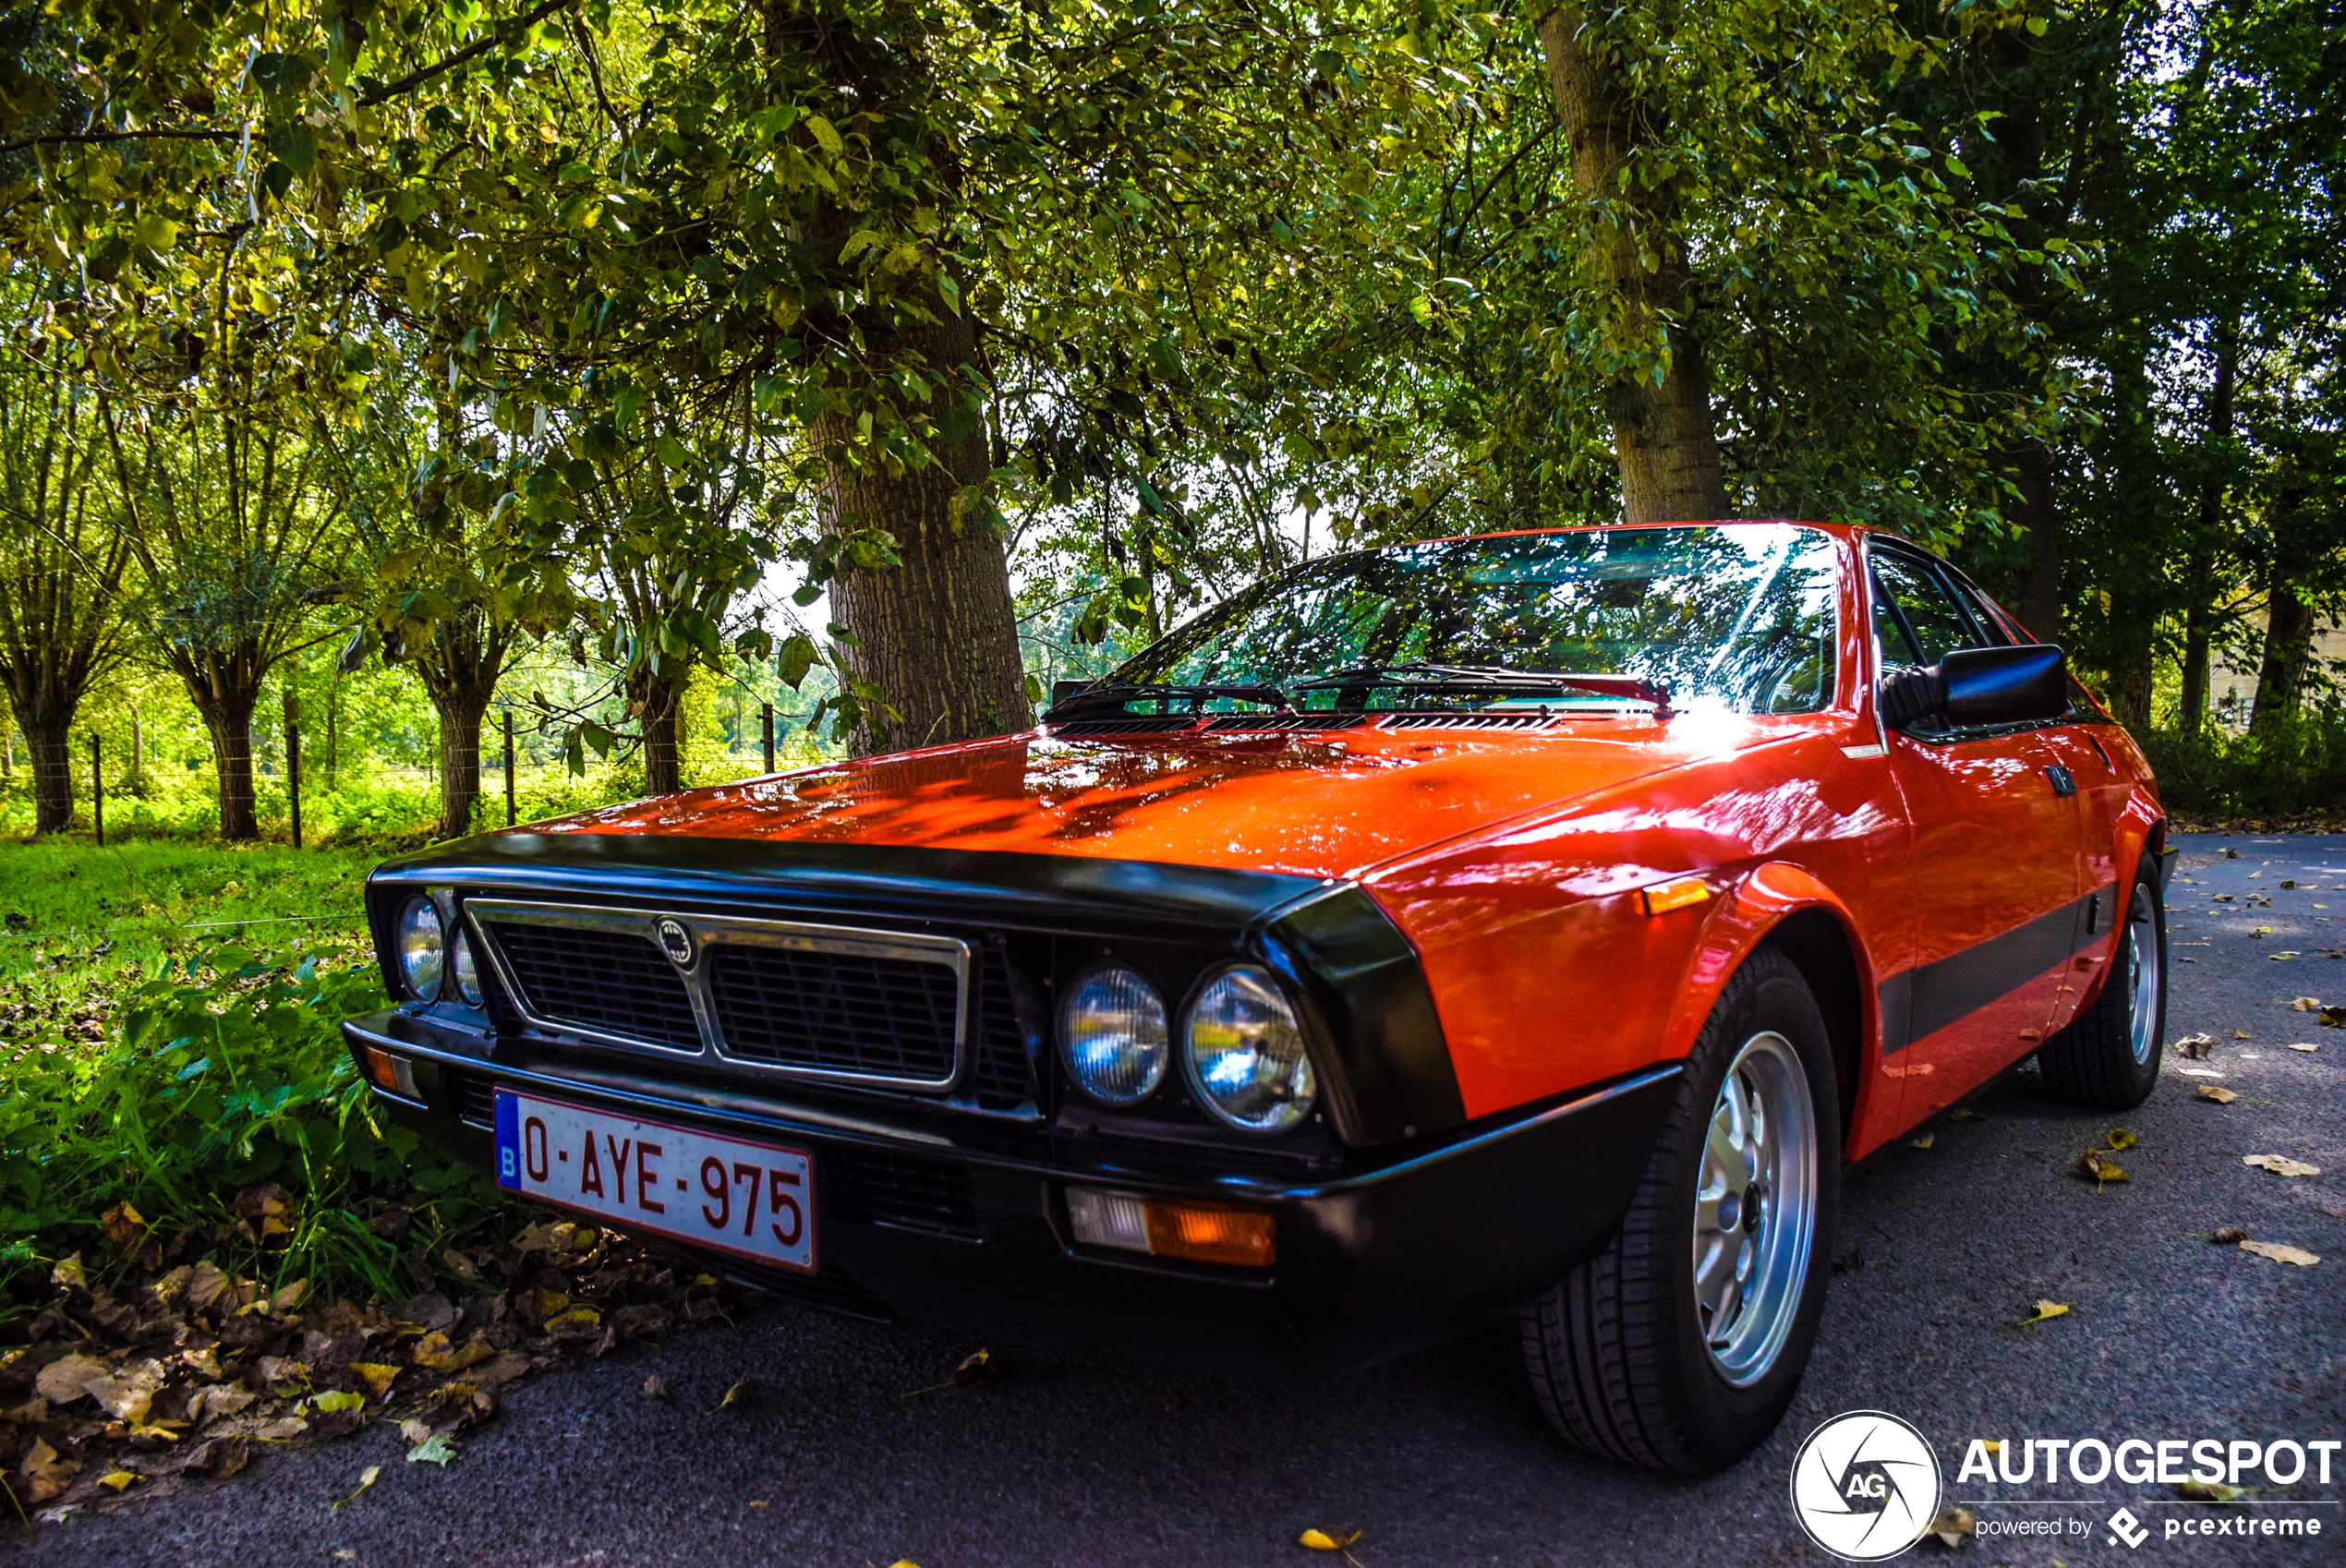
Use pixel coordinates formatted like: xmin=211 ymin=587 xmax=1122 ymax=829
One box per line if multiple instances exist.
xmin=1880 ymin=644 xmax=2069 ymax=732
xmin=1050 ymin=678 xmax=1093 ymax=711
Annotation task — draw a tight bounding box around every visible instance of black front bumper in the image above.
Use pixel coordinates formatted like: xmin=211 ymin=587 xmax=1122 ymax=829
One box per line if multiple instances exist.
xmin=346 ymin=1007 xmax=1679 ymax=1381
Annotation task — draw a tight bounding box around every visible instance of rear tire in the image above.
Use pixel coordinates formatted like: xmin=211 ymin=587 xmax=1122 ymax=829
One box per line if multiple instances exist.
xmin=1519 ymin=947 xmax=1840 ymax=1474
xmin=2036 ymin=856 xmax=2166 ymax=1110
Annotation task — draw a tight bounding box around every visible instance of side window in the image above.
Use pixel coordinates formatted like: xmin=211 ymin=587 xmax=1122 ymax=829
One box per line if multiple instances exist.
xmin=1869 ymin=553 xmax=1982 ymax=669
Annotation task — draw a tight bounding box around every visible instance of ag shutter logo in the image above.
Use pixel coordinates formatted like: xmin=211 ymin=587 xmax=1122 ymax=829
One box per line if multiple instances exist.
xmin=1790 ymin=1411 xmax=1944 ymax=1561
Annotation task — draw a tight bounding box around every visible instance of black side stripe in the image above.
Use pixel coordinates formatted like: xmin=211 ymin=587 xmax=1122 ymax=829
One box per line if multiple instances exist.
xmin=1877 ymin=886 xmax=2113 ymax=1055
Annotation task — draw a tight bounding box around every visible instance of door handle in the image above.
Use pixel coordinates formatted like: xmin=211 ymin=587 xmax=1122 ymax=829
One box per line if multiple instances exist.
xmin=2044 ymin=764 xmax=2076 ymax=798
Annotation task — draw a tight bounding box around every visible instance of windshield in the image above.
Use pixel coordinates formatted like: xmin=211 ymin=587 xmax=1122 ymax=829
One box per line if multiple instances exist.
xmin=1111 ymin=525 xmax=1840 ymax=715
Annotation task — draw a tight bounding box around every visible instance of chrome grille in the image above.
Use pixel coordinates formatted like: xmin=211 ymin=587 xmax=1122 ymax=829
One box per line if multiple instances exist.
xmin=466 ymin=901 xmax=972 ymax=1092
xmin=480 ymin=920 xmax=701 ymax=1051
xmin=708 ymin=944 xmax=960 ymax=1082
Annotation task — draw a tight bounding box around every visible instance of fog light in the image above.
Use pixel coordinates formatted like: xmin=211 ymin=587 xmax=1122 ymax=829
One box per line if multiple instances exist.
xmin=1066 ymin=1187 xmax=1276 ymax=1268
xmin=362 ymin=1045 xmax=419 ymax=1099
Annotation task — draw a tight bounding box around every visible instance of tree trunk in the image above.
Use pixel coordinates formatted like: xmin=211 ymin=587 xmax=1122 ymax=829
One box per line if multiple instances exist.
xmin=1537 ymin=6 xmax=1729 ymax=524
xmin=15 ymin=709 xmax=72 ymax=836
xmin=2181 ymin=317 xmax=2238 ymax=741
xmin=2011 ymin=445 xmax=2062 ymax=641
xmin=632 ymin=667 xmax=687 ymax=796
xmin=2252 ymin=487 xmax=2316 ymax=732
xmin=774 ymin=3 xmax=1033 ymax=759
xmin=189 ymin=685 xmax=260 ymax=840
xmin=415 ymin=616 xmax=511 ymax=840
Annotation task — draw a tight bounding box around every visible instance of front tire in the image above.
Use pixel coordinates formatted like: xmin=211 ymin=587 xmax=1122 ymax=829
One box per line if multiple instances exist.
xmin=1519 ymin=947 xmax=1840 ymax=1474
xmin=2035 ymin=855 xmax=2166 ymax=1109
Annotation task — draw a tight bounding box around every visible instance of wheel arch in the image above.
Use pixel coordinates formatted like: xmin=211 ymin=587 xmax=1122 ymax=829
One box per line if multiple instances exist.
xmin=1664 ymin=862 xmax=1886 ymax=1159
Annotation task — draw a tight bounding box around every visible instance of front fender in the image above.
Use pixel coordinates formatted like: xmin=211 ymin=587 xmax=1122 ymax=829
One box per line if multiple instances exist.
xmin=1660 ymin=862 xmax=1895 ymax=1160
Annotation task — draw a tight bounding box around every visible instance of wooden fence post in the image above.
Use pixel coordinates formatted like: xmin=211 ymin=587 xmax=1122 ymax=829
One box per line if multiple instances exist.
xmin=90 ymin=733 xmax=103 ymax=846
xmin=503 ymin=710 xmax=516 ymax=826
xmin=762 ymin=703 xmax=776 ymax=774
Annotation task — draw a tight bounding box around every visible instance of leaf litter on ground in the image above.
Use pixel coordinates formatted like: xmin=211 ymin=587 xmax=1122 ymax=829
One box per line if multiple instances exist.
xmin=2243 ymin=1154 xmax=2322 ymax=1177
xmin=0 ymin=1212 xmax=745 ymax=1514
xmin=2016 ymin=1301 xmax=2071 ymax=1327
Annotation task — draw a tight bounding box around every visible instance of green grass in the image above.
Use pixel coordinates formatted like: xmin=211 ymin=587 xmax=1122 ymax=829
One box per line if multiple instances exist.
xmin=0 ymin=839 xmax=506 ymax=1319
xmin=0 ymin=838 xmax=379 ymax=1012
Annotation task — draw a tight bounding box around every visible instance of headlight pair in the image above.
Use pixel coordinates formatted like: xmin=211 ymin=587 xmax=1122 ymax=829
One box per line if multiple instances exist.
xmin=1058 ymin=962 xmax=1316 ymax=1133
xmin=395 ymin=896 xmax=483 ymax=1007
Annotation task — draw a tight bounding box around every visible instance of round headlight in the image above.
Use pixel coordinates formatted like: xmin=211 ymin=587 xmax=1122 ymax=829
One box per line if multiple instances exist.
xmin=1184 ymin=966 xmax=1316 ymax=1133
xmin=449 ymin=927 xmax=485 ymax=1007
xmin=397 ymin=898 xmax=444 ymax=1002
xmin=1058 ymin=964 xmax=1169 ymax=1105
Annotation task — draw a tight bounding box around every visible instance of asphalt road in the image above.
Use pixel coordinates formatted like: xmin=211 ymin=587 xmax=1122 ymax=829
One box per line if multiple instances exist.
xmin=11 ymin=832 xmax=2343 ymax=1566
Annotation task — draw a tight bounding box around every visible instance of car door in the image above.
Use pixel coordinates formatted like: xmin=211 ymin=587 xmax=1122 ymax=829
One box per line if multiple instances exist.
xmin=1868 ymin=543 xmax=2087 ymax=1124
xmin=1943 ymin=569 xmax=2120 ymax=1037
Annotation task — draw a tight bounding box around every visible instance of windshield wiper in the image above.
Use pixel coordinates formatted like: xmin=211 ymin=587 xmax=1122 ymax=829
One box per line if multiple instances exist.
xmin=1043 ymin=680 xmax=1291 ymax=721
xmin=1295 ymin=662 xmax=1675 ymax=715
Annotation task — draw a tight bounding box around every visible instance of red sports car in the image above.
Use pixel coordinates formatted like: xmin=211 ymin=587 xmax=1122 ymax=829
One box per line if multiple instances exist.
xmin=347 ymin=521 xmax=2168 ymax=1473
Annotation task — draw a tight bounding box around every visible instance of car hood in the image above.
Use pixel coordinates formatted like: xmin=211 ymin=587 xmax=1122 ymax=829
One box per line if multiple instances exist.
xmin=533 ymin=718 xmax=1806 ymax=883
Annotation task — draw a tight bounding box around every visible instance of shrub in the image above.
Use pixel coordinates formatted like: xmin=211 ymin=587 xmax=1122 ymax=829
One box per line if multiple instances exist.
xmin=2133 ymin=713 xmax=2346 ymax=822
xmin=0 ymin=947 xmax=506 ymax=1318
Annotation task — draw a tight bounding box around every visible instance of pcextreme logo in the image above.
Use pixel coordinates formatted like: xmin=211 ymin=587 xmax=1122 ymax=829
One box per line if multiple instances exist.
xmin=1789 ymin=1411 xmax=1944 ymax=1562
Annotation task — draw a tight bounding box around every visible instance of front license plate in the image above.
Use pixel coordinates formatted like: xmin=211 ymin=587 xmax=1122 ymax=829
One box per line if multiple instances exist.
xmin=493 ymin=1091 xmax=816 ymax=1272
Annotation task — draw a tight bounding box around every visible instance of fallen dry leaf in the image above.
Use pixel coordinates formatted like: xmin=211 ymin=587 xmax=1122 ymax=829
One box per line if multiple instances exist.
xmin=2177 ymin=1479 xmax=2245 ymax=1502
xmin=17 ymin=1438 xmax=78 ymax=1503
xmin=2240 ymin=1240 xmax=2319 ymax=1266
xmin=406 ymin=1432 xmax=457 ymax=1466
xmin=2324 ymin=1007 xmax=2346 ymax=1028
xmin=333 ymin=1463 xmax=381 ymax=1512
xmin=100 ymin=1201 xmax=149 ymax=1260
xmin=1949 ymin=1107 xmax=1987 ymax=1123
xmin=2290 ymin=1043 xmax=2320 ymax=1053
xmin=182 ymin=1436 xmax=253 ymax=1478
xmin=642 ymin=1375 xmax=668 ymax=1400
xmin=398 ymin=1419 xmax=433 ymax=1446
xmin=2291 ymin=997 xmax=2323 ymax=1012
xmin=350 ymin=1364 xmax=402 ymax=1401
xmin=709 ymin=1378 xmax=750 ymax=1413
xmin=2196 ymin=1085 xmax=2239 ymax=1104
xmin=1929 ymin=1506 xmax=1976 ymax=1547
xmin=2108 ymin=1128 xmax=2138 ymax=1150
xmin=2074 ymin=1149 xmax=2130 ymax=1185
xmin=2210 ymin=1227 xmax=2249 ymax=1244
xmin=98 ymin=1468 xmax=140 ymax=1492
xmin=1911 ymin=1132 xmax=1935 ymax=1149
xmin=2172 ymin=1034 xmax=2215 ymax=1059
xmin=2016 ymin=1300 xmax=2071 ymax=1327
xmin=34 ymin=1352 xmax=108 ymax=1405
xmin=2232 ymin=1028 xmax=2255 ymax=1039
xmin=1300 ymin=1528 xmax=1362 ymax=1551
xmin=2243 ymin=1154 xmax=2322 ymax=1177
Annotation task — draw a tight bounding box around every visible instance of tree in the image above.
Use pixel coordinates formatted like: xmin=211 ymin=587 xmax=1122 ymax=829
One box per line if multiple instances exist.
xmin=0 ymin=369 xmax=130 ymax=834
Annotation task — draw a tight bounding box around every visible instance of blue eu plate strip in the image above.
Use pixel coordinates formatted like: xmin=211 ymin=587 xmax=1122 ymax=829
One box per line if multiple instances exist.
xmin=493 ymin=1090 xmax=521 ymax=1189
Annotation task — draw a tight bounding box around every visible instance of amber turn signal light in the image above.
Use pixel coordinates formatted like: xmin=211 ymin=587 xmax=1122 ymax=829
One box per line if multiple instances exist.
xmin=1640 ymin=875 xmax=1714 ymax=916
xmin=1065 ymin=1187 xmax=1276 ymax=1267
xmin=362 ymin=1045 xmax=419 ymax=1099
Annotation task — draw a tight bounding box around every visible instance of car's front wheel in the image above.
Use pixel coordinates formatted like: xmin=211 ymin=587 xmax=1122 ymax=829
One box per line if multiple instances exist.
xmin=2035 ymin=853 xmax=2167 ymax=1108
xmin=1520 ymin=947 xmax=1840 ymax=1474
